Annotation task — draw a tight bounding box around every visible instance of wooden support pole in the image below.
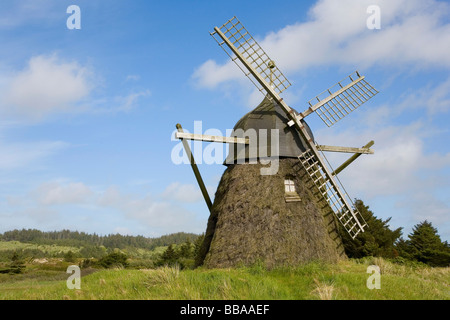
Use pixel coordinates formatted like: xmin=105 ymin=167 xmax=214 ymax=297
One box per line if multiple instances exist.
xmin=317 ymin=145 xmax=374 ymax=154
xmin=176 ymin=124 xmax=213 ymax=212
xmin=332 ymin=141 xmax=375 ymax=176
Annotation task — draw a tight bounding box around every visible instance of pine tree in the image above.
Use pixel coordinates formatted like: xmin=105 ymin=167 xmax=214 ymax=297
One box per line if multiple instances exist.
xmin=339 ymin=199 xmax=403 ymax=258
xmin=194 ymin=233 xmax=205 ymax=267
xmin=394 ymin=238 xmax=413 ymax=260
xmin=157 ymin=244 xmax=178 ymax=267
xmin=179 ymin=240 xmax=194 ymax=259
xmin=402 ymin=220 xmax=450 ymax=267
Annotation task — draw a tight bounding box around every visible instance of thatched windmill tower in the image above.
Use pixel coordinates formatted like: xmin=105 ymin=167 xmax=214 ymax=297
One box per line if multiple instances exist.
xmin=175 ymin=17 xmax=378 ymax=269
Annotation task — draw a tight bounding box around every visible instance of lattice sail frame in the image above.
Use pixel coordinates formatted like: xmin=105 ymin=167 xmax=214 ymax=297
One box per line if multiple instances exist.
xmin=305 ymin=71 xmax=379 ymax=127
xmin=212 ymin=16 xmax=372 ymax=239
xmin=211 ymin=16 xmax=291 ymax=96
xmin=299 ymin=148 xmax=367 ymax=239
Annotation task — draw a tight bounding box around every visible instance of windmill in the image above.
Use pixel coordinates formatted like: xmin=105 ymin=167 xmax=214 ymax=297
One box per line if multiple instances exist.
xmin=175 ymin=17 xmax=378 ymax=268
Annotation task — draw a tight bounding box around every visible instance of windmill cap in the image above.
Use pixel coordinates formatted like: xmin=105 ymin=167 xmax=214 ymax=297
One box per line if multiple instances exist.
xmin=224 ymin=96 xmax=314 ymax=165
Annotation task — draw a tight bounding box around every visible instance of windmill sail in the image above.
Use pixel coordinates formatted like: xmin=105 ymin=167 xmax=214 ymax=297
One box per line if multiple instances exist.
xmin=298 ymin=148 xmax=366 ymax=239
xmin=211 ymin=16 xmax=291 ymax=96
xmin=212 ymin=16 xmax=368 ymax=239
xmin=298 ymin=71 xmax=379 ymax=127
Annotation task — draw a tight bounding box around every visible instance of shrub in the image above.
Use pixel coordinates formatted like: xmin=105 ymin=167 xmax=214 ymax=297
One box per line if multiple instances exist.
xmin=63 ymin=250 xmax=77 ymax=263
xmin=97 ymin=252 xmax=129 ymax=269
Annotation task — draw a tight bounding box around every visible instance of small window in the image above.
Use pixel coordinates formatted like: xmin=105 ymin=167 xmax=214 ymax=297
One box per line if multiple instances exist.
xmin=284 ymin=177 xmax=301 ymax=202
xmin=285 ymin=179 xmax=296 ymax=193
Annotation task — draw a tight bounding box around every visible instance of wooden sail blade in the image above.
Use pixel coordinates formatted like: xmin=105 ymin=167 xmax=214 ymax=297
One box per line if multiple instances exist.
xmin=299 ymin=71 xmax=378 ymax=127
xmin=298 ymin=148 xmax=367 ymax=239
xmin=211 ymin=16 xmax=291 ymax=96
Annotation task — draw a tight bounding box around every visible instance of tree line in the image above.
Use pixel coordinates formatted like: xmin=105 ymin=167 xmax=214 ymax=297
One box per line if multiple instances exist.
xmin=0 ymin=229 xmax=199 ymax=251
xmin=338 ymin=199 xmax=450 ymax=267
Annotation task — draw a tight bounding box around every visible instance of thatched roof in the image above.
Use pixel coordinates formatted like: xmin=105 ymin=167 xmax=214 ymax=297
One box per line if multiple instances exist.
xmin=225 ymin=97 xmax=314 ymax=164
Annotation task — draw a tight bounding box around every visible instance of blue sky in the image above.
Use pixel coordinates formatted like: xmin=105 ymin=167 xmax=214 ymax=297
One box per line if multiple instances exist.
xmin=0 ymin=0 xmax=449 ymax=241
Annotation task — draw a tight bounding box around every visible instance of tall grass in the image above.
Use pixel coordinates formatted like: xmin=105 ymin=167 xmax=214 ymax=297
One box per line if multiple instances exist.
xmin=0 ymin=258 xmax=448 ymax=300
xmin=311 ymin=278 xmax=335 ymax=300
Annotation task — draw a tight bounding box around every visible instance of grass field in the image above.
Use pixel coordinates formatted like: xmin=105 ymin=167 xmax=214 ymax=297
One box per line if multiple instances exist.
xmin=0 ymin=257 xmax=449 ymax=300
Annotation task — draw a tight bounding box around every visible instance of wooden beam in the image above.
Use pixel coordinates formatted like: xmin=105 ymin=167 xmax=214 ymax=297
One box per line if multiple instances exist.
xmin=317 ymin=145 xmax=374 ymax=154
xmin=175 ymin=132 xmax=249 ymax=144
xmin=176 ymin=124 xmax=213 ymax=212
xmin=332 ymin=141 xmax=375 ymax=176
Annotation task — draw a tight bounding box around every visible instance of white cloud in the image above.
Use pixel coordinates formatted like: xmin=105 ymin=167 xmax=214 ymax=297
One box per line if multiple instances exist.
xmin=395 ymin=192 xmax=450 ymax=240
xmin=408 ymin=193 xmax=450 ymax=225
xmin=0 ymin=1 xmax=60 ymax=29
xmin=192 ymin=59 xmax=242 ymax=89
xmin=36 ymin=181 xmax=94 ymax=206
xmin=1 ymin=54 xmax=93 ymax=120
xmin=114 ymin=227 xmax=133 ymax=236
xmin=125 ymin=75 xmax=140 ymax=82
xmin=114 ymin=90 xmax=151 ymax=113
xmin=3 ymin=181 xmax=94 ymax=225
xmin=98 ymin=185 xmax=204 ymax=234
xmin=4 ymin=181 xmax=205 ymax=236
xmin=0 ymin=54 xmax=152 ymax=120
xmin=0 ymin=139 xmax=68 ymax=170
xmin=193 ymin=0 xmax=450 ymax=90
xmin=161 ymin=182 xmax=203 ymax=203
xmin=98 ymin=185 xmax=123 ymax=208
xmin=317 ymin=121 xmax=450 ymax=198
xmin=20 ymin=207 xmax=58 ymax=224
xmin=398 ymin=77 xmax=450 ymax=116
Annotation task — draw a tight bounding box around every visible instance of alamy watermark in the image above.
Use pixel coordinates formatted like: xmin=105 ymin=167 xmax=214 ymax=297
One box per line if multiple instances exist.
xmin=367 ymin=5 xmax=381 ymax=30
xmin=66 ymin=265 xmax=81 ymax=290
xmin=366 ymin=265 xmax=381 ymax=290
xmin=67 ymin=5 xmax=81 ymax=30
xmin=171 ymin=121 xmax=280 ymax=175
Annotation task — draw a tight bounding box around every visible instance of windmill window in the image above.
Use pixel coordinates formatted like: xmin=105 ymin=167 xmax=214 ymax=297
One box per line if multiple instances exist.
xmin=284 ymin=177 xmax=301 ymax=202
xmin=285 ymin=179 xmax=296 ymax=193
